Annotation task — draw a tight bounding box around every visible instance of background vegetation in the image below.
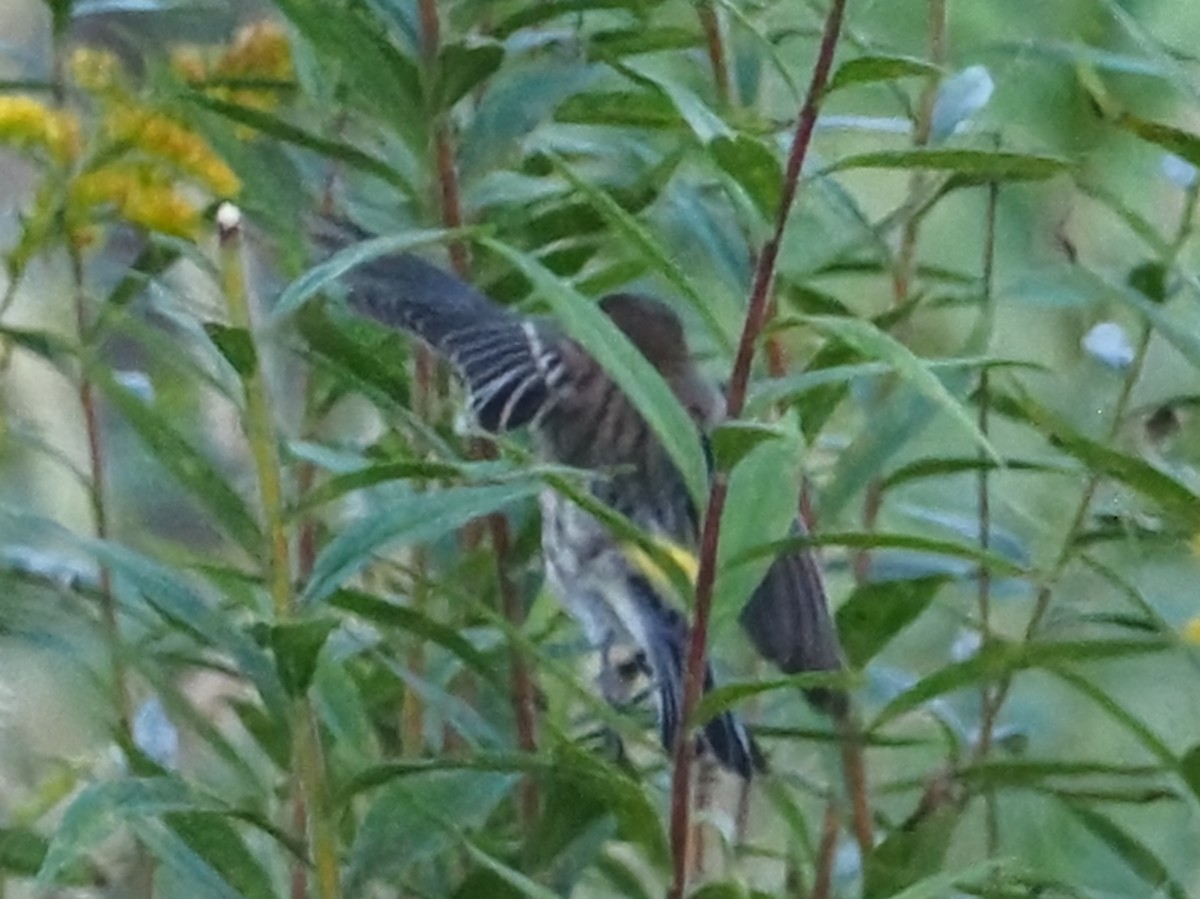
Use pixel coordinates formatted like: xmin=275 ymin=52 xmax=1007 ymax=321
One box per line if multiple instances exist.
xmin=0 ymin=0 xmax=1199 ymax=896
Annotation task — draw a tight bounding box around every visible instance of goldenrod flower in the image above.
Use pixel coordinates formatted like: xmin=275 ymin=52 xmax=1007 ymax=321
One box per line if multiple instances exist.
xmin=170 ymin=46 xmax=209 ymax=84
xmin=216 ymin=20 xmax=293 ymax=82
xmin=69 ymin=47 xmax=123 ymax=94
xmin=70 ymin=164 xmax=201 ymax=239
xmin=0 ymin=96 xmax=81 ymax=163
xmin=105 ymin=106 xmax=240 ymax=197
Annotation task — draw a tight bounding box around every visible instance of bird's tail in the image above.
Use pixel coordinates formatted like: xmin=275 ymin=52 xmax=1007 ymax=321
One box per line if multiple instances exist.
xmin=633 ymin=580 xmax=761 ymax=779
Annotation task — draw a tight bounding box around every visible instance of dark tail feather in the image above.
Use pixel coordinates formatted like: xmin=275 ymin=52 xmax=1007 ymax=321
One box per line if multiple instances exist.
xmin=642 ymin=601 xmax=760 ymax=780
xmin=739 ymin=520 xmax=847 ymax=716
xmin=310 ymin=219 xmax=565 ymax=431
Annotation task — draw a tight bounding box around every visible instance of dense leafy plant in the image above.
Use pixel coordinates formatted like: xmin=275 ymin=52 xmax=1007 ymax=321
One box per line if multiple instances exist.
xmin=1 ymin=0 xmax=1199 ymax=897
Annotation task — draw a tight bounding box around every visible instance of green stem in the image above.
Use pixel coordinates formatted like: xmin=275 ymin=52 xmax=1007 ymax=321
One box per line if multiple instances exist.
xmin=972 ymin=175 xmax=1199 ymax=769
xmin=219 ymin=208 xmax=341 ymax=899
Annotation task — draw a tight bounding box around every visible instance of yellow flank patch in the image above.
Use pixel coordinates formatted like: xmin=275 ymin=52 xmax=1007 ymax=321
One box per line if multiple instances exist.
xmin=623 ymin=536 xmax=699 ymax=597
xmin=1183 ymin=616 xmax=1200 ymax=647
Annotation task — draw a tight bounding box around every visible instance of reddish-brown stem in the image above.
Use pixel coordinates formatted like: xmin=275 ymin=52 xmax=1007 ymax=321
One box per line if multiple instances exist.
xmin=289 ymin=789 xmax=308 ymax=899
xmin=835 ymin=709 xmax=873 ymax=862
xmin=667 ymin=2 xmax=848 ymax=895
xmin=52 ymin=23 xmax=131 ymax=742
xmin=859 ymin=0 xmax=946 ymax=593
xmin=809 ymin=801 xmax=840 ymax=899
xmin=418 ymin=0 xmax=538 ymax=824
xmin=698 ymin=2 xmax=730 ymax=108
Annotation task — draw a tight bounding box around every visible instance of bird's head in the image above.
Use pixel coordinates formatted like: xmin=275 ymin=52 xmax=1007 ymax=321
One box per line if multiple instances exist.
xmin=599 ymin=293 xmax=724 ymax=427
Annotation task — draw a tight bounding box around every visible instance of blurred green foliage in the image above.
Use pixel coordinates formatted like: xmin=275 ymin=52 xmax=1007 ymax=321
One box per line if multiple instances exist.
xmin=0 ymin=0 xmax=1198 ymax=897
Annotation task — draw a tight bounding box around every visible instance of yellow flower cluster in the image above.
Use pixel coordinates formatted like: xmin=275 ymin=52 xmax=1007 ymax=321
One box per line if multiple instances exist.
xmin=68 ymin=47 xmax=123 ymax=94
xmin=172 ymin=19 xmax=293 ymax=116
xmin=70 ymin=165 xmax=201 ymax=240
xmin=105 ymin=106 xmax=240 ymax=197
xmin=217 ymin=20 xmax=293 ymax=82
xmin=0 ymin=96 xmax=81 ymax=164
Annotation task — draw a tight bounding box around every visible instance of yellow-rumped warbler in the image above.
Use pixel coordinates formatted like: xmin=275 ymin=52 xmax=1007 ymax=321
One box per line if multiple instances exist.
xmin=325 ymin=230 xmax=844 ymax=779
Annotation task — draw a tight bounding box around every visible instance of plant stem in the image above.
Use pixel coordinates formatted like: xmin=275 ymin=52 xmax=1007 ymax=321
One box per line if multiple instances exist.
xmin=893 ymin=0 xmax=946 ymax=304
xmin=666 ymin=1 xmax=848 ymax=894
xmin=973 ymin=176 xmax=1198 ymax=770
xmin=50 ymin=15 xmax=132 ymax=743
xmin=975 ymin=171 xmax=1000 ymax=858
xmin=698 ymin=1 xmax=730 ymax=109
xmin=855 ymin=0 xmax=948 ymax=586
xmin=418 ymin=0 xmax=538 ymax=824
xmin=219 ymin=210 xmax=341 ymax=899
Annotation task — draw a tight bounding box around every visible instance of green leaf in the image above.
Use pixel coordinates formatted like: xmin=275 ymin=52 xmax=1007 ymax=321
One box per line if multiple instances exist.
xmin=836 ymin=576 xmax=949 ymax=668
xmin=303 ymin=481 xmax=541 ymax=604
xmin=710 ymin=134 xmax=782 ymax=220
xmin=873 ymin=638 xmax=1172 ymax=728
xmin=270 ymin=616 xmax=339 ymax=696
xmin=435 ymin=42 xmax=505 ymax=111
xmin=186 ymin=93 xmax=415 ymax=196
xmin=960 ymin=759 xmax=1165 ymax=789
xmin=273 ymin=0 xmax=425 ymax=147
xmin=555 ymin=89 xmax=682 ymax=128
xmin=462 ymin=842 xmax=566 ymax=899
xmin=493 ymin=0 xmax=646 ymax=37
xmin=328 ymin=588 xmax=496 ymax=679
xmin=293 ymin=459 xmax=469 ymax=514
xmin=1116 ymin=113 xmax=1200 ymax=167
xmin=128 ymin=818 xmax=244 ymax=899
xmin=1181 ymin=744 xmax=1200 ymax=803
xmin=826 ymin=54 xmax=942 ymax=94
xmin=1127 ymin=260 xmax=1168 ymax=304
xmin=542 ymin=744 xmax=668 ymax=866
xmin=86 ymin=539 xmax=287 ymax=715
xmin=880 ymin=456 xmax=1072 ymax=491
xmin=1113 ymin=278 xmax=1200 ymax=370
xmin=827 ymin=148 xmax=1072 ymax=180
xmin=590 ymin=26 xmax=699 ymax=58
xmin=295 ymin=300 xmax=423 ymax=423
xmin=104 ymin=238 xmax=182 ymax=308
xmin=693 ymin=671 xmax=852 ymax=724
xmin=93 ymin=370 xmax=264 ymax=551
xmin=708 ymin=420 xmax=787 ymax=472
xmin=712 ymin=427 xmax=804 ymax=635
xmin=164 ymin=813 xmax=277 ymax=899
xmin=203 ymin=323 xmax=257 ymax=378
xmin=346 ymin=769 xmax=517 ymax=891
xmin=0 ymin=827 xmax=52 ymax=879
xmin=1065 ymin=803 xmax=1189 ymax=899
xmin=0 ymin=325 xmax=75 ymax=366
xmin=1048 ymin=666 xmax=1183 ymax=777
xmin=482 ymin=237 xmax=710 ymax=507
xmin=801 ymin=314 xmax=1002 ymax=461
xmin=993 ymin=388 xmax=1200 ymax=529
xmin=38 ymin=778 xmax=215 ymax=885
xmin=730 ymin=530 xmax=1026 ymax=578
xmin=275 ymin=227 xmax=466 ymax=322
xmin=548 ymin=154 xmax=735 ymax=350
xmin=863 ymin=798 xmax=962 ymax=899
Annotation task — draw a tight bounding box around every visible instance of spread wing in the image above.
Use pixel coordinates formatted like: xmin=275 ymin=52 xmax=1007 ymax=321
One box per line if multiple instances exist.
xmin=314 ymin=221 xmax=567 ymax=432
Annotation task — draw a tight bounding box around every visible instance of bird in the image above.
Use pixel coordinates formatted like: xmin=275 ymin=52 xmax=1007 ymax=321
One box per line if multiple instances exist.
xmin=316 ymin=224 xmax=845 ymax=779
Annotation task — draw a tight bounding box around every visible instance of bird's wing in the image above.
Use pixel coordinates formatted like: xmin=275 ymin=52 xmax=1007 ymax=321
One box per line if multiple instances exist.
xmin=738 ymin=519 xmax=846 ymax=715
xmin=315 ymin=221 xmax=567 ymax=432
